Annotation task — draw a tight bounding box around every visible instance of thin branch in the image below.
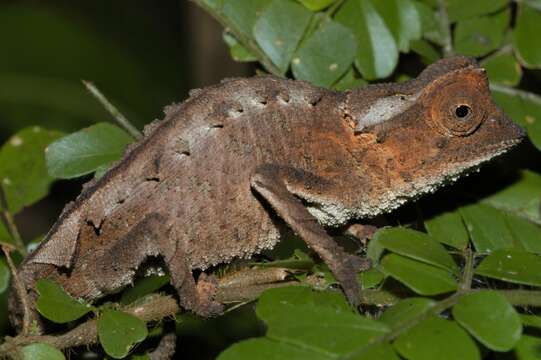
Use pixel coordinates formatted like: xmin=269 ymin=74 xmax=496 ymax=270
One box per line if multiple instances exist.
xmin=490 ymin=83 xmax=541 ymax=104
xmin=460 ymin=247 xmax=474 ymax=290
xmin=0 ymin=187 xmax=25 ymax=256
xmin=1 ymin=245 xmax=31 ymax=336
xmin=437 ymin=0 xmax=454 ymax=56
xmin=82 ymin=80 xmax=143 ymax=140
xmin=190 ymin=0 xmax=283 ymax=76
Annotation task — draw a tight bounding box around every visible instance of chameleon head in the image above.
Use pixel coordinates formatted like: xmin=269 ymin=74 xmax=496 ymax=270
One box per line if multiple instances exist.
xmin=414 ymin=59 xmax=525 ymax=184
xmin=349 ymin=56 xmax=525 ymax=201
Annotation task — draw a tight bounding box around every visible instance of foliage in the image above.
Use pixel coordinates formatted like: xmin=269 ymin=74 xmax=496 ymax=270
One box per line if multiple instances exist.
xmin=1 ymin=0 xmax=541 ymax=359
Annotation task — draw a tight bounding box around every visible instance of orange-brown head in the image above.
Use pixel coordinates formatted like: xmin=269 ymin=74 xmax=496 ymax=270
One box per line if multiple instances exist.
xmin=346 ymin=56 xmax=524 ymax=215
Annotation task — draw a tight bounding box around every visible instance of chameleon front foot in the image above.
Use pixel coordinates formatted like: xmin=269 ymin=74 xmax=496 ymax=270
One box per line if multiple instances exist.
xmin=194 ymin=273 xmax=224 ymax=317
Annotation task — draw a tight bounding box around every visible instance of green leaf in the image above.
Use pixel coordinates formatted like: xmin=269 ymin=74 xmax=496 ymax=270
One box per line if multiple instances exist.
xmin=415 ymin=1 xmax=444 ymax=45
xmin=120 ymin=275 xmax=170 ymax=305
xmin=380 ymin=298 xmax=435 ymax=327
xmin=491 ymin=85 xmax=541 ymax=152
xmin=46 ymin=122 xmax=133 ymax=179
xmin=93 ymin=162 xmax=113 ymax=180
xmin=505 ymin=213 xmax=541 ymax=254
xmin=335 ymin=0 xmax=398 ymax=80
xmin=256 ymin=287 xmax=389 ymax=355
xmin=446 ymin=0 xmax=508 ymax=22
xmin=375 ymin=227 xmax=459 ymax=273
xmin=483 ymin=170 xmax=541 ymax=224
xmin=0 ymin=258 xmax=9 ymax=294
xmin=358 ymin=268 xmax=385 ymax=289
xmin=297 ymin=0 xmax=334 ymax=12
xmin=475 ymin=249 xmax=541 ymax=286
xmin=0 ymin=127 xmax=64 ymax=214
xmin=393 ymin=317 xmax=481 ymax=360
xmin=291 ymin=19 xmax=357 ymax=87
xmin=258 ymin=286 xmax=352 ymax=314
xmin=513 ymin=3 xmax=541 ymax=68
xmin=410 ymin=39 xmax=441 ymax=64
xmin=514 ymin=335 xmax=541 ymax=360
xmin=459 ymin=203 xmax=516 ymax=252
xmin=256 ymin=249 xmax=314 ymax=270
xmin=372 ymin=0 xmax=421 ymax=52
xmin=223 ymin=32 xmax=257 ymax=62
xmin=367 ymin=228 xmax=387 ymax=262
xmin=254 ymin=0 xmax=312 ymax=74
xmin=221 ymin=0 xmax=271 ymax=39
xmin=453 ymin=9 xmax=509 ymax=57
xmin=332 ymin=68 xmax=367 ymax=91
xmin=348 ymin=343 xmax=401 ymax=360
xmin=218 ymin=338 xmax=332 ymax=360
xmin=98 ymin=309 xmax=148 ymax=359
xmin=452 ymin=291 xmax=522 ymax=351
xmin=424 ymin=210 xmax=469 ymax=250
xmin=21 ymin=343 xmax=65 ymax=360
xmin=379 ymin=254 xmax=457 ymax=295
xmin=36 ymin=279 xmax=93 ymax=323
xmin=130 ymin=354 xmax=151 ymax=360
xmin=481 ymin=52 xmax=522 ymax=86
xmin=521 ymin=315 xmax=541 ymax=329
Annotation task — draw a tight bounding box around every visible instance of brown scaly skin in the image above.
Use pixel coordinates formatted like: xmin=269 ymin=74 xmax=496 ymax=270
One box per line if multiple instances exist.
xmin=9 ymin=56 xmax=524 ymax=331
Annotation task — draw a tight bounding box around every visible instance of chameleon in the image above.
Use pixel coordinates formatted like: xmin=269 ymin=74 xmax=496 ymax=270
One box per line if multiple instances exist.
xmin=8 ymin=56 xmax=524 ymax=330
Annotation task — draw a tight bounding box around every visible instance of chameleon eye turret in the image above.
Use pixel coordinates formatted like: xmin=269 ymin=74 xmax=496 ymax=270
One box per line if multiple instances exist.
xmin=425 ymin=68 xmax=487 ymax=137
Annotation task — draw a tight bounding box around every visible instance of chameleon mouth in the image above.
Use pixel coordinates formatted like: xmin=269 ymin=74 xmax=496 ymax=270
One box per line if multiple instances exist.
xmin=482 ymin=136 xmax=523 ymax=155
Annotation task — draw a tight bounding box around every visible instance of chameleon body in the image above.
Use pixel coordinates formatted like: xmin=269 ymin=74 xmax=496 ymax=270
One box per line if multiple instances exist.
xmin=9 ymin=57 xmax=524 ymax=329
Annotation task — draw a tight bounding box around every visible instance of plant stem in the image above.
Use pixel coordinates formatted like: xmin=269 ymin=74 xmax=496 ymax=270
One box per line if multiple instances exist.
xmin=437 ymin=0 xmax=454 ymax=56
xmin=0 ymin=186 xmax=25 ymax=256
xmin=2 ymin=245 xmax=31 ymax=336
xmin=460 ymin=247 xmax=474 ymax=290
xmin=490 ymin=83 xmax=541 ymax=104
xmin=191 ymin=0 xmax=283 ymax=76
xmin=82 ymin=80 xmax=143 ymax=140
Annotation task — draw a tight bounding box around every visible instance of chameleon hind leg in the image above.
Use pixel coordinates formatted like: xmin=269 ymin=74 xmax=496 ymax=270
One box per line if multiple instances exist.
xmin=91 ymin=212 xmax=223 ymax=317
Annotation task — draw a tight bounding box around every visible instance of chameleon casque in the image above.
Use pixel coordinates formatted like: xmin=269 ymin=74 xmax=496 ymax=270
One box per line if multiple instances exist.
xmin=9 ymin=56 xmax=524 ymax=329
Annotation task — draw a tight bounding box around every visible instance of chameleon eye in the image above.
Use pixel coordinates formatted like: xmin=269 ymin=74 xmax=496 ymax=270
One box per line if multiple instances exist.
xmin=454 ymin=104 xmax=472 ymax=119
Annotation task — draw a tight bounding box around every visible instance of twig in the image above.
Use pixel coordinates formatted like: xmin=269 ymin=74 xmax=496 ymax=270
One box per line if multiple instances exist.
xmin=460 ymin=247 xmax=474 ymax=290
xmin=1 ymin=245 xmax=31 ymax=336
xmin=437 ymin=0 xmax=454 ymax=56
xmin=490 ymin=83 xmax=541 ymax=104
xmin=190 ymin=0 xmax=283 ymax=76
xmin=0 ymin=187 xmax=25 ymax=256
xmin=82 ymin=80 xmax=143 ymax=140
